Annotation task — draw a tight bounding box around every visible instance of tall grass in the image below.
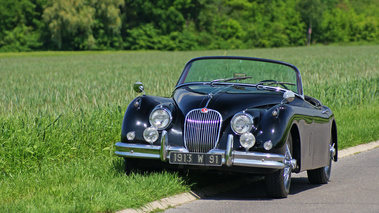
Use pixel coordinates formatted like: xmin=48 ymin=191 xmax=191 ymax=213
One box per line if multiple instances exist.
xmin=0 ymin=45 xmax=378 ymax=212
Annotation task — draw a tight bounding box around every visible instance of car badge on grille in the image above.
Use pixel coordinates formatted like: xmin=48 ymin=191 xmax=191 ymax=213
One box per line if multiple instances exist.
xmin=201 ymin=108 xmax=208 ymax=113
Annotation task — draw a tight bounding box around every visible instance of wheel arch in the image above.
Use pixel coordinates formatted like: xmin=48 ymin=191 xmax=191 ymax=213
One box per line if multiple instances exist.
xmin=332 ymin=119 xmax=338 ymax=161
xmin=290 ymin=124 xmax=301 ymax=173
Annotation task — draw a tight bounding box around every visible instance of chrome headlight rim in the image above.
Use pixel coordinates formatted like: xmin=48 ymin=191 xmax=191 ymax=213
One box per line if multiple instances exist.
xmin=149 ymin=106 xmax=173 ymax=130
xmin=231 ymin=112 xmax=254 ymax=135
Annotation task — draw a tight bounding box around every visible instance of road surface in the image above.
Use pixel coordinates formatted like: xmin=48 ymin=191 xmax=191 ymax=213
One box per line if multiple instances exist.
xmin=165 ymin=147 xmax=379 ymax=213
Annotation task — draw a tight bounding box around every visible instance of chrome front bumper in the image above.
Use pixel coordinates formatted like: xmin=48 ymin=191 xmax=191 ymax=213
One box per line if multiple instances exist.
xmin=115 ymin=131 xmax=290 ymax=169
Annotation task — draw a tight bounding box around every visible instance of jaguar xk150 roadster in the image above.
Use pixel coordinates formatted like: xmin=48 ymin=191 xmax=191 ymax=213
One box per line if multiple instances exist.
xmin=115 ymin=56 xmax=338 ymax=198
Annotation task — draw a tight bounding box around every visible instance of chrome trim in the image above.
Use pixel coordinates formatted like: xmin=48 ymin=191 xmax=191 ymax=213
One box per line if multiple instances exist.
xmin=115 ymin=134 xmax=287 ymax=169
xmin=133 ymin=82 xmax=145 ymax=95
xmin=230 ymin=112 xmax=254 ymax=135
xmin=205 ymin=93 xmax=213 ymax=108
xmin=284 ymin=144 xmax=297 ymax=170
xmin=184 ymin=109 xmax=222 ymax=153
xmin=160 ymin=130 xmax=168 ymax=161
xmin=325 ymin=143 xmax=336 ymax=180
xmin=149 ymin=106 xmax=173 ymax=130
xmin=232 ymin=158 xmax=284 ymax=169
xmin=115 ymin=151 xmax=160 ymax=159
xmin=225 ymin=134 xmax=234 ymax=167
xmin=283 ymin=143 xmax=293 ymax=193
xmin=283 ymin=90 xmax=295 ymax=103
xmin=330 ymin=143 xmax=336 ymax=159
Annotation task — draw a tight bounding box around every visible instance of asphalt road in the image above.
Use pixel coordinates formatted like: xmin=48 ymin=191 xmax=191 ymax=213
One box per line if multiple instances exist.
xmin=165 ymin=147 xmax=379 ymax=213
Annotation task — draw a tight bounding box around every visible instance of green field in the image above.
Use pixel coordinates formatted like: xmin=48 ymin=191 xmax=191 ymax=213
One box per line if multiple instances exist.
xmin=1 ymin=45 xmax=378 ymax=212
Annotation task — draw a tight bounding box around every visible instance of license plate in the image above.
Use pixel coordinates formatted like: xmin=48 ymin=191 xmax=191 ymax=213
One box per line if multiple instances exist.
xmin=169 ymin=152 xmax=222 ymax=166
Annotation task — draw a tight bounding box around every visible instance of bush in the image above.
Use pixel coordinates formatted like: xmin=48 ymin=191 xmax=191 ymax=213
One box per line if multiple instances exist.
xmin=0 ymin=24 xmax=42 ymax=52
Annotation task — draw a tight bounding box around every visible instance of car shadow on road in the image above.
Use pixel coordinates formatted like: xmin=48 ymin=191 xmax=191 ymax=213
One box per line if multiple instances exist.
xmin=200 ymin=176 xmax=324 ymax=201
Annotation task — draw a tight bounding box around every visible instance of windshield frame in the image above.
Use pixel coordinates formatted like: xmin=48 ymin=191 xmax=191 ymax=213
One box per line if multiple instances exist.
xmin=176 ymin=56 xmax=303 ymax=97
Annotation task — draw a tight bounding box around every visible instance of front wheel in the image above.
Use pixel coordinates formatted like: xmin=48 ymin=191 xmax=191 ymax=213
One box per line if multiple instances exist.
xmin=124 ymin=158 xmax=138 ymax=175
xmin=307 ymin=141 xmax=335 ymax=184
xmin=265 ymin=133 xmax=295 ymax=198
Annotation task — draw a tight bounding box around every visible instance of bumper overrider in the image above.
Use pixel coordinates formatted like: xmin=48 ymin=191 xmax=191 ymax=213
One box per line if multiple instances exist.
xmin=115 ymin=131 xmax=296 ymax=170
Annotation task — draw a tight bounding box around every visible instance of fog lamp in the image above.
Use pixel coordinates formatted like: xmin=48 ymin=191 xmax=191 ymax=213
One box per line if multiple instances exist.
xmin=264 ymin=140 xmax=273 ymax=150
xmin=240 ymin=133 xmax=256 ymax=151
xmin=143 ymin=127 xmax=159 ymax=144
xmin=126 ymin=131 xmax=135 ymax=141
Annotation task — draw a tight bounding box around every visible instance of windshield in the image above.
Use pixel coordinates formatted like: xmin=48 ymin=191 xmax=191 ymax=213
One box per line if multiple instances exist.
xmin=177 ymin=57 xmax=301 ymax=94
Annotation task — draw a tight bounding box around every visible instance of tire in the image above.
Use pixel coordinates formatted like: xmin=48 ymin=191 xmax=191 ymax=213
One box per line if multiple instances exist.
xmin=307 ymin=139 xmax=334 ymax=184
xmin=265 ymin=133 xmax=293 ymax=198
xmin=124 ymin=158 xmax=165 ymax=175
xmin=123 ymin=158 xmax=138 ymax=175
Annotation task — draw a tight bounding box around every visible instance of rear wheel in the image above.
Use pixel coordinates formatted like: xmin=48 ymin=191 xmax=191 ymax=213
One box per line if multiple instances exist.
xmin=307 ymin=139 xmax=335 ymax=184
xmin=265 ymin=133 xmax=294 ymax=198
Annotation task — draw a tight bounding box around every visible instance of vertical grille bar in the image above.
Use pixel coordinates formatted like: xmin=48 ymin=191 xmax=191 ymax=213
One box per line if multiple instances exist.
xmin=184 ymin=109 xmax=222 ymax=153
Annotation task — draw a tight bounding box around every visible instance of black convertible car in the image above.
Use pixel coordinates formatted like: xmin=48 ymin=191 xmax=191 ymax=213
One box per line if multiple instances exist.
xmin=115 ymin=56 xmax=337 ymax=198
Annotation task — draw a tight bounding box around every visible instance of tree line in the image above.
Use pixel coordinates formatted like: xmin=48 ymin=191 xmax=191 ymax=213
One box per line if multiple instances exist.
xmin=0 ymin=0 xmax=378 ymax=52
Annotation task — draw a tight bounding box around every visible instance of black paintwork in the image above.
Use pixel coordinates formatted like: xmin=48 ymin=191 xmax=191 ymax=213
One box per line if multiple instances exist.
xmin=120 ymin=56 xmax=338 ymax=173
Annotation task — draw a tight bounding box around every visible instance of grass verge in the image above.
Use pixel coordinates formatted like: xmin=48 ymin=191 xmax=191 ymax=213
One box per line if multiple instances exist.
xmin=0 ymin=157 xmax=188 ymax=212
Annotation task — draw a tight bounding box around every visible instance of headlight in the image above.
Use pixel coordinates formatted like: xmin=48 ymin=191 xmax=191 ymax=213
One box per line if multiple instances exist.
xmin=149 ymin=107 xmax=172 ymax=130
xmin=231 ymin=113 xmax=254 ymax=134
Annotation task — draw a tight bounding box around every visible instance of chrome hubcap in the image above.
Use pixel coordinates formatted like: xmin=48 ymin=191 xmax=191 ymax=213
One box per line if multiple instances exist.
xmin=325 ymin=143 xmax=336 ymax=180
xmin=283 ymin=144 xmax=296 ymax=193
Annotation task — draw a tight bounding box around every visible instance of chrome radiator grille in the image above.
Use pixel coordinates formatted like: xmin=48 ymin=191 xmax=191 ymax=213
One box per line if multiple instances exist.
xmin=184 ymin=109 xmax=222 ymax=153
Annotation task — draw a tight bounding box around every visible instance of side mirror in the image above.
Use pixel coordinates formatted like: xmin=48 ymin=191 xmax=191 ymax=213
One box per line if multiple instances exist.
xmin=283 ymin=91 xmax=295 ymax=103
xmin=133 ymin=82 xmax=145 ymax=95
xmin=274 ymin=91 xmax=296 ymax=118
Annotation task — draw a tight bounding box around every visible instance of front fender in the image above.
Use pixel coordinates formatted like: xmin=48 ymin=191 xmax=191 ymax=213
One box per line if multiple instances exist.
xmin=121 ymin=95 xmax=174 ymax=143
xmin=255 ymin=104 xmax=295 ymax=154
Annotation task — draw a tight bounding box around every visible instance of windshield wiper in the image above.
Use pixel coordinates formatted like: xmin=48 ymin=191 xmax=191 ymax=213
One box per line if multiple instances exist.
xmin=257 ymin=80 xmax=295 ymax=90
xmin=211 ymin=76 xmax=252 ymax=85
xmin=261 ymin=82 xmax=295 ymax=86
